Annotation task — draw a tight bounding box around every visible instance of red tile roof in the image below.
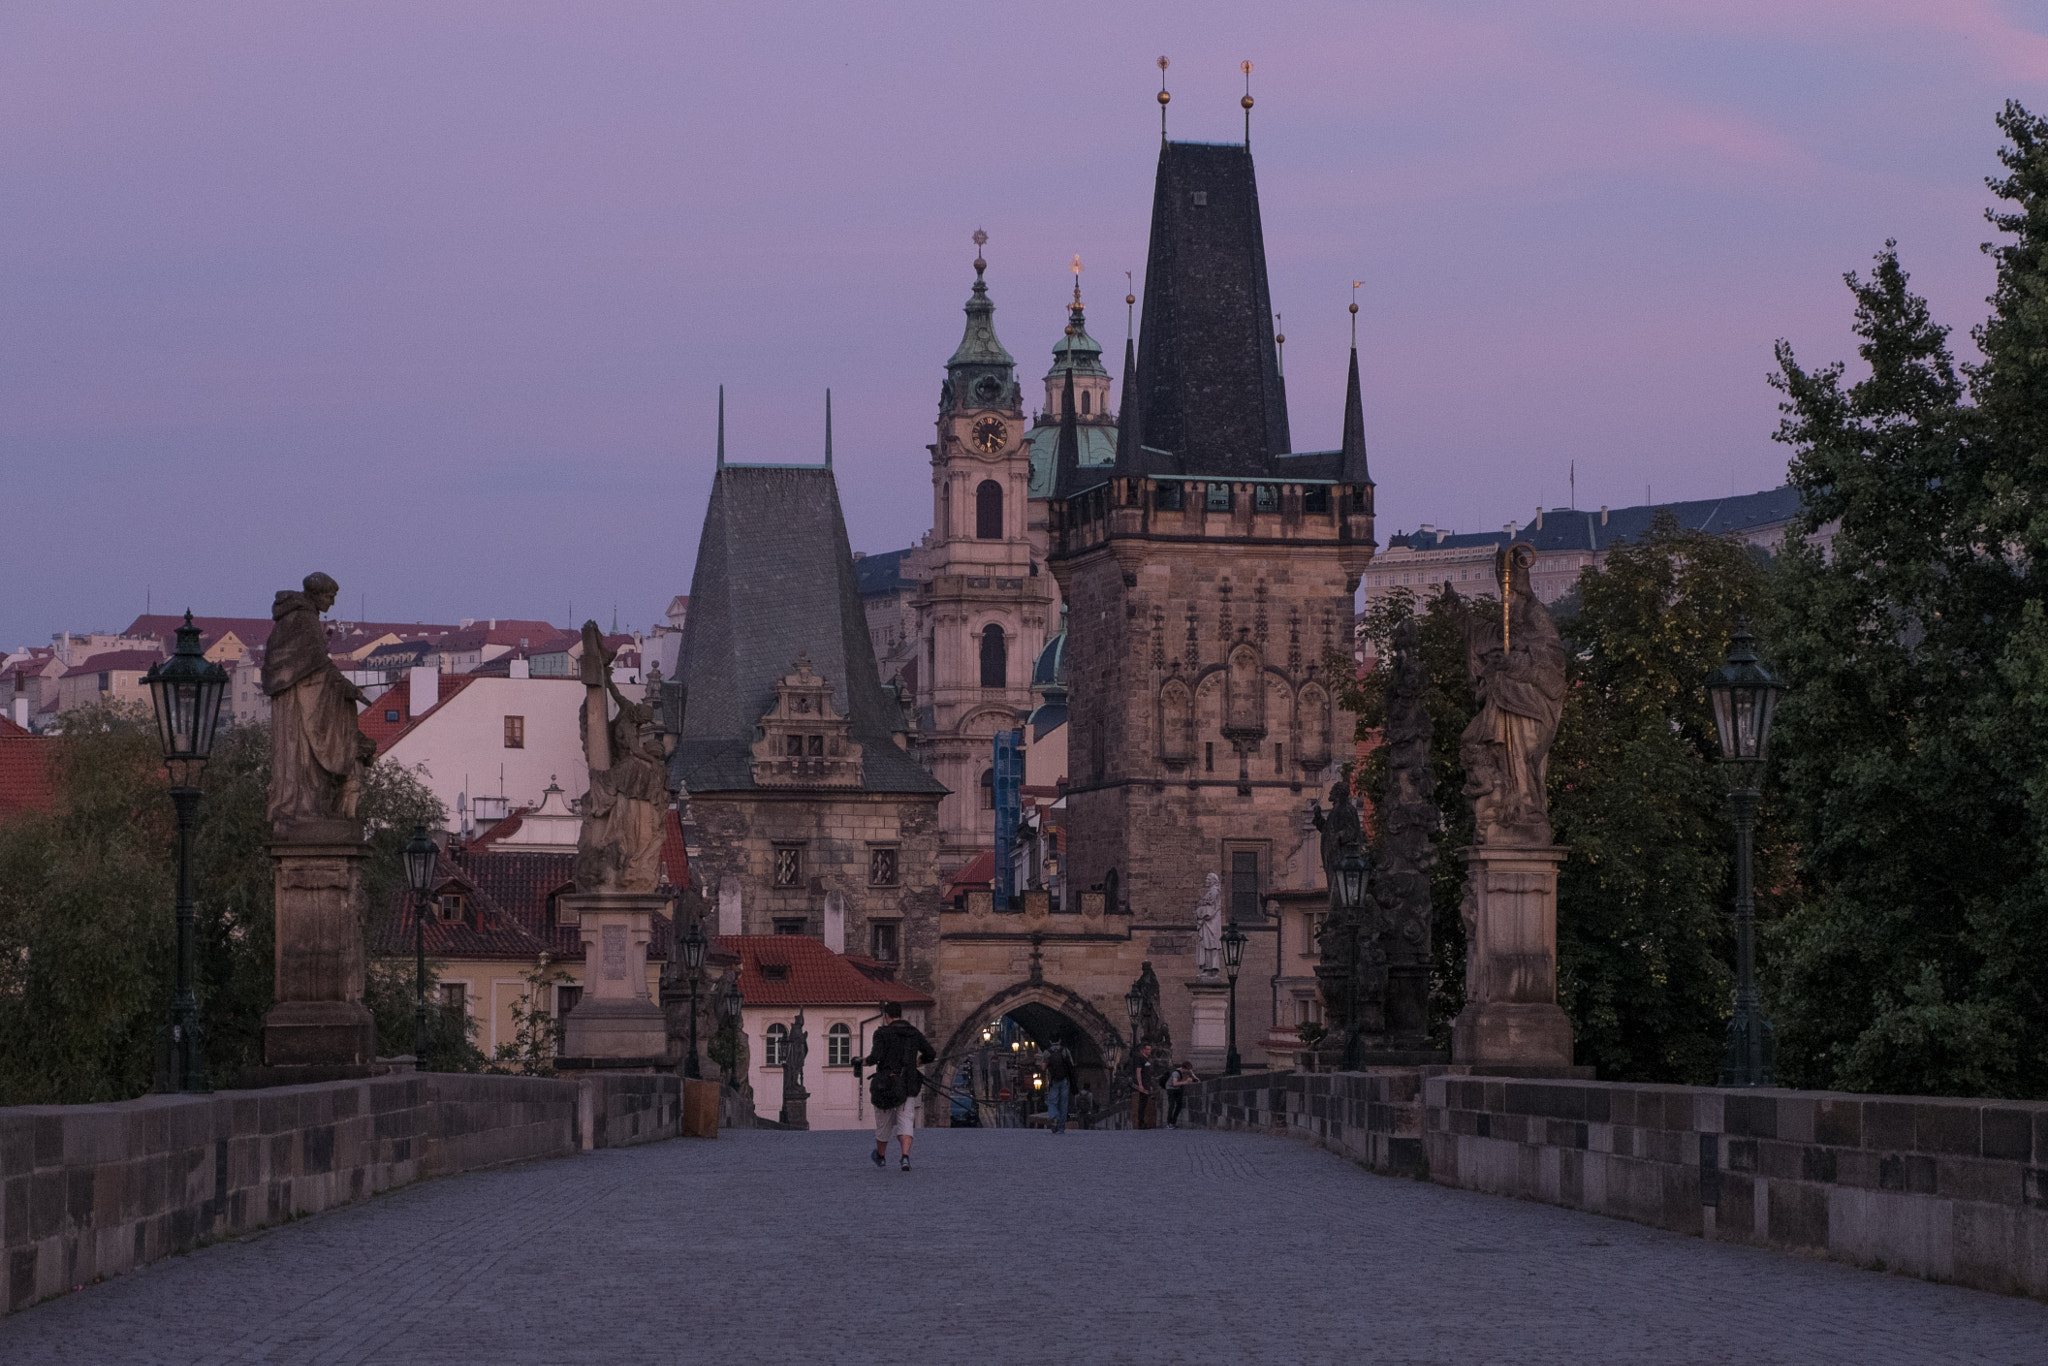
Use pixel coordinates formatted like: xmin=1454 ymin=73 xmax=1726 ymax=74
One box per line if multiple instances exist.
xmin=0 ymin=733 xmax=53 ymax=822
xmin=947 ymin=850 xmax=994 ymax=896
xmin=59 ymin=649 xmax=164 ymax=678
xmin=719 ymin=935 xmax=931 ymax=1008
xmin=359 ymin=673 xmax=478 ymax=755
xmin=371 ymin=843 xmax=677 ymax=964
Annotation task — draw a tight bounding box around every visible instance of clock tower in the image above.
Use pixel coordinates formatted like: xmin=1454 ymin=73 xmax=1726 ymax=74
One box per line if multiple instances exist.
xmin=910 ymin=238 xmax=1053 ymax=869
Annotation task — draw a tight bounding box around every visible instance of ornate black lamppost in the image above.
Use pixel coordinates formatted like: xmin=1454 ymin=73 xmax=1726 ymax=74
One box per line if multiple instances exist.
xmin=1222 ymin=921 xmax=1247 ymax=1076
xmin=1705 ymin=625 xmax=1785 ymax=1088
xmin=402 ymin=826 xmax=438 ymax=1061
xmin=141 ymin=612 xmax=228 ymax=1094
xmin=1333 ymin=847 xmax=1369 ymax=1070
xmin=680 ymin=919 xmax=708 ymax=1079
xmin=720 ymin=976 xmax=743 ymax=1085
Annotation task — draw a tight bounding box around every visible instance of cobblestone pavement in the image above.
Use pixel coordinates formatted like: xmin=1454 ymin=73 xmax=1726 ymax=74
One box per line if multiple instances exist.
xmin=3 ymin=1127 xmax=2046 ymax=1365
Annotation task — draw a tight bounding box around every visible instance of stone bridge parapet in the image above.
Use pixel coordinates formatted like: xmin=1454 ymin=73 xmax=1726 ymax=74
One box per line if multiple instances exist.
xmin=2 ymin=1070 xmax=681 ymax=1314
xmin=1190 ymin=1068 xmax=2048 ymax=1301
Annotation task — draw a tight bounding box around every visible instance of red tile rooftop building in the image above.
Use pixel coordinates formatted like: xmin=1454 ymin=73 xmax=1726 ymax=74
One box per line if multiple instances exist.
xmin=719 ymin=935 xmax=931 ymax=1010
xmin=0 ymin=717 xmax=53 ymax=823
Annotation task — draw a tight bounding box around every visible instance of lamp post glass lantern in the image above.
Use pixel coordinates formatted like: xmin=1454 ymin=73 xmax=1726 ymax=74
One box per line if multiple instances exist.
xmin=1335 ymin=847 xmax=1369 ymax=1069
xmin=1705 ymin=625 xmax=1783 ymax=1088
xmin=142 ymin=612 xmax=229 ymax=1094
xmin=681 ymin=920 xmax=708 ymax=1079
xmin=404 ymin=826 xmax=438 ymax=1062
xmin=1222 ymin=921 xmax=1247 ymax=1076
xmin=720 ymin=977 xmax=742 ymax=1083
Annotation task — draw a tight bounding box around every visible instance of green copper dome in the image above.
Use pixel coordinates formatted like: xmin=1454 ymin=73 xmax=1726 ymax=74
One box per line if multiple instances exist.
xmin=1047 ymin=304 xmax=1109 ymax=379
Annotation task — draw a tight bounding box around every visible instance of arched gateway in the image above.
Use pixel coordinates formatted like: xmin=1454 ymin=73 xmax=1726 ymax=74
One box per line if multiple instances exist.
xmin=933 ymin=981 xmax=1127 ymax=1122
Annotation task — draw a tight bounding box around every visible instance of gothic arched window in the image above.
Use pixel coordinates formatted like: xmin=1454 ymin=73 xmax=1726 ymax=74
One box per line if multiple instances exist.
xmin=979 ymin=624 xmax=1006 ymax=688
xmin=976 ymin=480 xmax=1004 ymax=539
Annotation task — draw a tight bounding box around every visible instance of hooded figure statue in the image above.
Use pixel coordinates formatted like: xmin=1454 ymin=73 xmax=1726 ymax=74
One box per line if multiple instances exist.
xmin=262 ymin=572 xmax=373 ymax=834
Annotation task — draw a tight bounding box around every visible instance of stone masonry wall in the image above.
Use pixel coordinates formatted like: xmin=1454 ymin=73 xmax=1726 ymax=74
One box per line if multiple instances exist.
xmin=1190 ymin=1069 xmax=2048 ymax=1300
xmin=1 ymin=1071 xmax=681 ymax=1315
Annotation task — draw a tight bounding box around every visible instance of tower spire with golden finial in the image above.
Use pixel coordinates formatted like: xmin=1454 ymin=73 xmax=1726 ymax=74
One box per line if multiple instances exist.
xmin=1351 ymin=280 xmax=1363 ymax=347
xmin=1242 ymin=60 xmax=1254 ymax=146
xmin=1157 ymin=56 xmax=1170 ymax=141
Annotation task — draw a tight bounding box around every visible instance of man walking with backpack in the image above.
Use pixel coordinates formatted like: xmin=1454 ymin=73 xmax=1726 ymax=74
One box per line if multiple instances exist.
xmin=1042 ymin=1036 xmax=1076 ymax=1134
xmin=863 ymin=1001 xmax=934 ymax=1171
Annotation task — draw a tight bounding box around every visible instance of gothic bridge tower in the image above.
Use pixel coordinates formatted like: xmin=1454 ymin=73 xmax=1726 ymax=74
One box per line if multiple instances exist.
xmin=1046 ymin=135 xmax=1377 ymax=1057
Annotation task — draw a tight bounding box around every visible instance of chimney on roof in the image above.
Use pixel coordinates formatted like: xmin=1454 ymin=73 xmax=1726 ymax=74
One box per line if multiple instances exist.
xmin=1600 ymin=505 xmax=1608 ymax=526
xmin=1535 ymin=507 xmax=1544 ymax=530
xmin=10 ymin=697 xmax=25 ymax=728
xmin=408 ymin=664 xmax=439 ymax=719
xmin=489 ymin=618 xmax=496 ymax=630
xmin=509 ymin=657 xmax=530 ymax=680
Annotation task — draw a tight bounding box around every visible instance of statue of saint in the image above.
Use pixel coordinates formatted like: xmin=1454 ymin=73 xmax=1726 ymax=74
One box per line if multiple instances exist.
xmin=262 ymin=572 xmax=374 ymax=835
xmin=1451 ymin=543 xmax=1567 ymax=844
xmin=1193 ymin=872 xmax=1225 ymax=977
xmin=574 ymin=622 xmax=671 ymax=893
xmin=1313 ymin=781 xmax=1364 ymax=885
xmin=783 ymin=1008 xmax=809 ymax=1098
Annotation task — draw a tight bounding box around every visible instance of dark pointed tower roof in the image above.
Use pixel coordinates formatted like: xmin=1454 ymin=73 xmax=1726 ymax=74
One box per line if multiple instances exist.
xmin=1113 ymin=330 xmax=1141 ymax=472
xmin=1339 ymin=345 xmax=1370 ymax=484
xmin=1051 ymin=369 xmax=1083 ymax=498
xmin=672 ymin=461 xmax=943 ymax=796
xmin=1132 ymin=141 xmax=1290 ymax=474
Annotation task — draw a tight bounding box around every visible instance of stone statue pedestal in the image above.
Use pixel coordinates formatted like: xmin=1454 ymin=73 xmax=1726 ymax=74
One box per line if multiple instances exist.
xmin=557 ymin=892 xmax=668 ymax=1067
xmin=263 ymin=828 xmax=377 ymax=1072
xmin=1186 ymin=977 xmax=1229 ymax=1073
xmin=779 ymin=1088 xmax=809 ymax=1130
xmin=1451 ymin=844 xmax=1577 ymax=1072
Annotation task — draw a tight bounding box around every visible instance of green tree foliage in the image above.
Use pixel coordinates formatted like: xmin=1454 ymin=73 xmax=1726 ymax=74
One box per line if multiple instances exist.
xmin=1347 ymin=522 xmax=1766 ymax=1079
xmin=1340 ymin=596 xmax=1478 ymax=1046
xmin=1550 ymin=515 xmax=1767 ymax=1083
xmin=1765 ymin=102 xmax=2048 ymax=1098
xmin=0 ymin=708 xmax=446 ymax=1103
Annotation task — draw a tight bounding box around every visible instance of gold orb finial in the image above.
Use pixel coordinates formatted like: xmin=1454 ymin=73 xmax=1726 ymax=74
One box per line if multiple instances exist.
xmin=1158 ymin=55 xmax=1170 ymax=71
xmin=1158 ymin=89 xmax=1170 ymax=106
xmin=1242 ymin=95 xmax=1254 ymax=110
xmin=1126 ymin=293 xmax=1136 ymax=306
xmin=1349 ymin=302 xmax=1359 ymax=314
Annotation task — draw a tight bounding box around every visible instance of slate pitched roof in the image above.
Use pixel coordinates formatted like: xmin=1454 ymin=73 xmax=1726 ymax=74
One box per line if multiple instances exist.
xmin=1388 ymin=486 xmax=1804 ymax=556
xmin=720 ymin=934 xmax=932 ymax=1008
xmin=672 ymin=464 xmax=944 ymax=796
xmin=854 ymin=548 xmax=917 ymax=598
xmin=1131 ymin=141 xmax=1291 ymax=478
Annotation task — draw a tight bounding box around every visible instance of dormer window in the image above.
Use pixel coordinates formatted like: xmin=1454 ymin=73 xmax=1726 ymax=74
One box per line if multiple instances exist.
xmin=760 ymin=964 xmax=790 ymax=982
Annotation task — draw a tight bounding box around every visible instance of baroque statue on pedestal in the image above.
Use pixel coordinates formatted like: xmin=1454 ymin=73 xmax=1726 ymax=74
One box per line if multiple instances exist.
xmin=574 ymin=621 xmax=671 ymax=893
xmin=1450 ymin=543 xmax=1566 ymax=845
xmin=263 ymin=572 xmax=374 ymax=836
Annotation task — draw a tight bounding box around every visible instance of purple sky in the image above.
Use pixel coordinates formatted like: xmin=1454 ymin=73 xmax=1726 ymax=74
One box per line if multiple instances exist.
xmin=7 ymin=2 xmax=2048 ymax=650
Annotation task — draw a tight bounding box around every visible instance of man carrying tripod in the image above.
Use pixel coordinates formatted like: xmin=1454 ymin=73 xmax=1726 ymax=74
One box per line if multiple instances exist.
xmin=862 ymin=1001 xmax=934 ymax=1171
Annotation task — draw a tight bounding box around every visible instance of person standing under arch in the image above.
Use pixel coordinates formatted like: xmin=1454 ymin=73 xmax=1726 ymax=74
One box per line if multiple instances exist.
xmin=1042 ymin=1035 xmax=1076 ymax=1134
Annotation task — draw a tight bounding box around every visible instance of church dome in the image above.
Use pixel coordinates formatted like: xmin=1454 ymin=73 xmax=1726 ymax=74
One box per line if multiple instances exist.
xmin=1031 ymin=619 xmax=1067 ymax=690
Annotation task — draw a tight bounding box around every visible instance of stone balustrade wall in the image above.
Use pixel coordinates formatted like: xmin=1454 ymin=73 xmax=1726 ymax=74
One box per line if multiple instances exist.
xmin=1191 ymin=1069 xmax=2048 ymax=1300
xmin=1 ymin=1070 xmax=682 ymax=1314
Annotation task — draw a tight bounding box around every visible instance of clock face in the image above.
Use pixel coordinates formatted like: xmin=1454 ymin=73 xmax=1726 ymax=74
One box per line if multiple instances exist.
xmin=971 ymin=416 xmax=1007 ymax=453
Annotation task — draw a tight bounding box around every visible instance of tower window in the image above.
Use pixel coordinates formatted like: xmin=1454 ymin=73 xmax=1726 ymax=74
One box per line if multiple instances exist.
xmin=870 ymin=921 xmax=900 ymax=962
xmin=1230 ymin=850 xmax=1260 ymax=920
xmin=976 ymin=480 xmax=1004 ymax=539
xmin=979 ymin=624 xmax=1006 ymax=688
xmin=1255 ymin=485 xmax=1279 ymax=513
xmin=773 ymin=847 xmax=803 ymax=888
xmin=981 ymin=767 xmax=995 ymax=809
xmin=1206 ymin=483 xmax=1232 ymax=512
xmin=1205 ymin=742 xmax=1214 ymax=773
xmin=1080 ymin=390 xmax=1092 ymax=415
xmin=1304 ymin=486 xmax=1330 ymax=514
xmin=1156 ymin=483 xmax=1184 ymax=511
xmin=807 ymin=734 xmax=824 ymax=756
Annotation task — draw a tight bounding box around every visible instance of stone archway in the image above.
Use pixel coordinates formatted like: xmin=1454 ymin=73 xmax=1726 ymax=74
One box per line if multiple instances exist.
xmin=932 ymin=980 xmax=1128 ymax=1126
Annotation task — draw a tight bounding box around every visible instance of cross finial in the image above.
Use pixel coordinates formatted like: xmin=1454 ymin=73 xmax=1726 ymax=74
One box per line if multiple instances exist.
xmin=1070 ymin=254 xmax=1084 ymax=308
